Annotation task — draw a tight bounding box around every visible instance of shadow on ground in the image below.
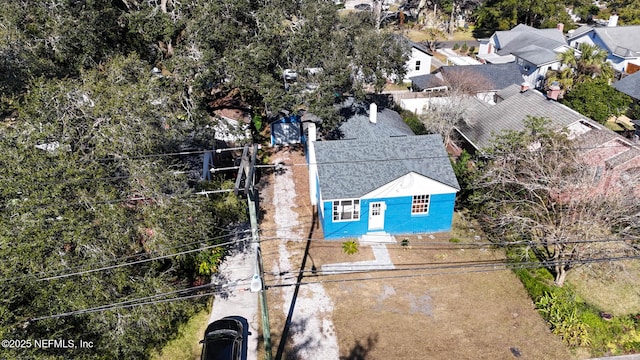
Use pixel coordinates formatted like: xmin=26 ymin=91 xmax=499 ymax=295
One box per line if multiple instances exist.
xmin=339 ymin=334 xmax=379 ymax=360
xmin=273 ymin=210 xmax=318 ymax=360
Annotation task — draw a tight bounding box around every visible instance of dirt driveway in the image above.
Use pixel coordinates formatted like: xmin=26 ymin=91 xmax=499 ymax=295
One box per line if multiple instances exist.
xmin=258 ymin=147 xmax=578 ymax=360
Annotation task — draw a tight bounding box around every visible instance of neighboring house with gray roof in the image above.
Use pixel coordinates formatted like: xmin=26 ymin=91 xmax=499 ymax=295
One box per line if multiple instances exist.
xmin=613 ymin=71 xmax=640 ymax=101
xmin=412 ymin=63 xmax=524 ymax=92
xmin=477 ymin=24 xmax=571 ymax=89
xmin=408 ymin=74 xmax=446 ymax=92
xmin=403 ymin=63 xmax=525 ymax=115
xmin=307 ymin=105 xmax=459 ymax=239
xmin=455 ymin=84 xmax=589 ymax=150
xmin=339 ymin=107 xmax=415 ymax=139
xmin=455 ymin=84 xmax=640 ymax=196
xmin=568 ymin=24 xmax=640 ymax=75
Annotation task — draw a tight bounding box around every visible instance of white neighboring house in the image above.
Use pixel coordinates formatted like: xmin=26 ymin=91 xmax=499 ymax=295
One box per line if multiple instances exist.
xmin=403 ymin=39 xmax=433 ymax=82
xmin=477 ymin=24 xmax=572 ymax=89
xmin=567 ymin=21 xmax=640 ymax=75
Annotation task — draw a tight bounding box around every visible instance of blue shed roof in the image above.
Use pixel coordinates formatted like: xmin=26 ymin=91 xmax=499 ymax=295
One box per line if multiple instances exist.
xmin=271 ymin=115 xmax=302 ymax=145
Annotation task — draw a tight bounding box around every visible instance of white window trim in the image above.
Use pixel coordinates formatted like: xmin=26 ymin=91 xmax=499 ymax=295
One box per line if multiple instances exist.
xmin=411 ymin=194 xmax=430 ymax=215
xmin=332 ymin=199 xmax=361 ymax=222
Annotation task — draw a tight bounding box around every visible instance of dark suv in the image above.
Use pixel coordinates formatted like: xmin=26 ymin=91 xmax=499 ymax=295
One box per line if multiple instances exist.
xmin=201 ymin=317 xmax=244 ymax=360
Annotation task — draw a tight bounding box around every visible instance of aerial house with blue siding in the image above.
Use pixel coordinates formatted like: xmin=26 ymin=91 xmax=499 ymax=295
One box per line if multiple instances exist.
xmin=308 ymin=104 xmax=460 ymax=239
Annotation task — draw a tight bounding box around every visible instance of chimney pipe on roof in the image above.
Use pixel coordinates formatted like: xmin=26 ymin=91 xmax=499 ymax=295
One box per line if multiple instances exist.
xmin=547 ymin=82 xmax=561 ymax=101
xmin=369 ymin=103 xmax=377 ymax=124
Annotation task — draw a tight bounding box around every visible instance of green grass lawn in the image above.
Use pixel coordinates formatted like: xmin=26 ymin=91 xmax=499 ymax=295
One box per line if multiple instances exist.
xmin=449 ymin=27 xmax=476 ymax=41
xmin=567 ymin=260 xmax=640 ymax=316
xmin=150 ymin=309 xmax=210 ymax=360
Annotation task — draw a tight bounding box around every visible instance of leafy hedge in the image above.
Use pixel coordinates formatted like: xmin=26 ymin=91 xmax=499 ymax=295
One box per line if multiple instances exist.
xmin=398 ymin=109 xmax=428 ymax=135
xmin=514 ymin=266 xmax=640 ymax=356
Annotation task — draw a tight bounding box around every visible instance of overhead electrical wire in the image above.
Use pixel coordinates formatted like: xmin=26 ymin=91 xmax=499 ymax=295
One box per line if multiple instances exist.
xmin=36 ymin=236 xmax=251 ymax=281
xmin=263 ymin=252 xmax=640 ymax=282
xmin=0 ymin=140 xmax=636 ymax=188
xmin=0 ymin=235 xmax=252 ymax=284
xmin=25 ymin=251 xmax=640 ymax=322
xmin=260 ymin=234 xmax=639 ymax=247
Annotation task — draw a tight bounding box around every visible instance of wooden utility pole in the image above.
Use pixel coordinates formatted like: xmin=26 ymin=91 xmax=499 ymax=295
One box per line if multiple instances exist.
xmin=237 ymin=144 xmax=273 ymax=360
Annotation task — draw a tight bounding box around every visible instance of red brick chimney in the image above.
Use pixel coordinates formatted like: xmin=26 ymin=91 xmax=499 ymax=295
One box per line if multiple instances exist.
xmin=547 ymin=83 xmax=561 ymax=101
xmin=557 ymin=23 xmax=564 ymax=33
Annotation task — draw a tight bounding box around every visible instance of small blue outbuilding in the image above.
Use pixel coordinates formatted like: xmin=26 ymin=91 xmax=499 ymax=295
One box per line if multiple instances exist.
xmin=270 ymin=115 xmax=304 ymax=146
xmin=308 ymin=104 xmax=460 ymax=239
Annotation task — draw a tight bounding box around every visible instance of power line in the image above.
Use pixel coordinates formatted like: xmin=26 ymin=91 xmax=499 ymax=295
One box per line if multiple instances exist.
xmin=267 ymin=252 xmax=640 ymax=280
xmin=29 ymin=288 xmax=236 ymax=322
xmin=0 ymin=236 xmax=251 ymax=284
xmin=0 ymin=185 xmax=237 ymax=213
xmin=2 ymin=140 xmax=636 ymax=189
xmin=264 ymin=252 xmax=640 ymax=289
xmin=37 ymin=236 xmax=251 ymax=282
xmin=29 ymin=251 xmax=640 ymax=322
xmin=259 ymin=234 xmax=638 ymax=247
xmin=0 ymin=230 xmax=251 ymax=284
xmin=0 ymin=146 xmax=245 ymax=186
xmin=30 ymin=275 xmax=255 ymax=322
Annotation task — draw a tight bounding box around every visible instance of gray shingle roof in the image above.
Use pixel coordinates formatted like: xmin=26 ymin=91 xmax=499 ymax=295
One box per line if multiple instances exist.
xmin=613 ymin=71 xmax=640 ymax=100
xmin=409 ymin=74 xmax=445 ymax=91
xmin=512 ymin=45 xmax=559 ymax=66
xmin=409 ymin=39 xmax=431 ymax=55
xmin=593 ymin=26 xmax=640 ymax=58
xmin=313 ymin=135 xmax=460 ymax=199
xmin=439 ymin=63 xmax=525 ymax=91
xmin=456 ymin=84 xmax=592 ymax=150
xmin=570 ymin=25 xmax=593 ymax=38
xmin=495 ymin=84 xmax=524 ymax=100
xmin=339 ymin=108 xmax=415 ymax=139
xmin=568 ymin=25 xmax=640 ymax=58
xmin=494 ymin=24 xmax=567 ymax=56
xmin=576 ymin=126 xmax=617 ymax=149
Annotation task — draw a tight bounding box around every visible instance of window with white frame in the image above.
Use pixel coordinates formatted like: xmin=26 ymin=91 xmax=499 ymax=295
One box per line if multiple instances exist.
xmin=415 ymin=60 xmax=421 ymax=71
xmin=411 ymin=194 xmax=430 ymax=214
xmin=332 ymin=199 xmax=360 ymax=221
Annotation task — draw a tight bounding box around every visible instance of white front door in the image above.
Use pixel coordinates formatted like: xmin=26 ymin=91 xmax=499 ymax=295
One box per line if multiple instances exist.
xmin=368 ymin=202 xmax=385 ymax=231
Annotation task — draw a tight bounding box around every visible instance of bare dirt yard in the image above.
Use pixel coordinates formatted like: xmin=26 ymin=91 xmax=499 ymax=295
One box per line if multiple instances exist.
xmin=258 ymin=147 xmax=580 ymax=360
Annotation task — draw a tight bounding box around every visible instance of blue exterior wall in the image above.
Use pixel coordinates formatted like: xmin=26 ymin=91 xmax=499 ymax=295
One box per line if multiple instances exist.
xmin=320 ymin=193 xmax=457 ymax=239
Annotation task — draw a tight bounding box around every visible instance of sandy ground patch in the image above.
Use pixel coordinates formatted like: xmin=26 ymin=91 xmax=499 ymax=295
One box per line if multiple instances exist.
xmin=260 ymin=148 xmax=339 ymax=359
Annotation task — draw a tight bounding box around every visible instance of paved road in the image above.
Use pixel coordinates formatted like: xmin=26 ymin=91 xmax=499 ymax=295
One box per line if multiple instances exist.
xmin=209 ymin=238 xmax=259 ymax=360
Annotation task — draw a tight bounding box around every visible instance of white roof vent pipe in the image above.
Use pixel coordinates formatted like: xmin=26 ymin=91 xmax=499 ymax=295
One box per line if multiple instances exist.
xmin=369 ymin=103 xmax=377 ymax=124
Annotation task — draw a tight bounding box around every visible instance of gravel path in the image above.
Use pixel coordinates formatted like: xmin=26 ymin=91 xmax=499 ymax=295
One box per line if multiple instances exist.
xmin=270 ymin=152 xmax=340 ymax=359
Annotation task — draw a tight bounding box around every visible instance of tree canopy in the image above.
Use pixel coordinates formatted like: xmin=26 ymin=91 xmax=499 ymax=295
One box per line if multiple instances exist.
xmin=0 ymin=0 xmax=407 ymax=358
xmin=472 ymin=0 xmax=573 ymax=37
xmin=562 ymin=80 xmax=634 ymax=123
xmin=472 ymin=117 xmax=639 ymax=286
